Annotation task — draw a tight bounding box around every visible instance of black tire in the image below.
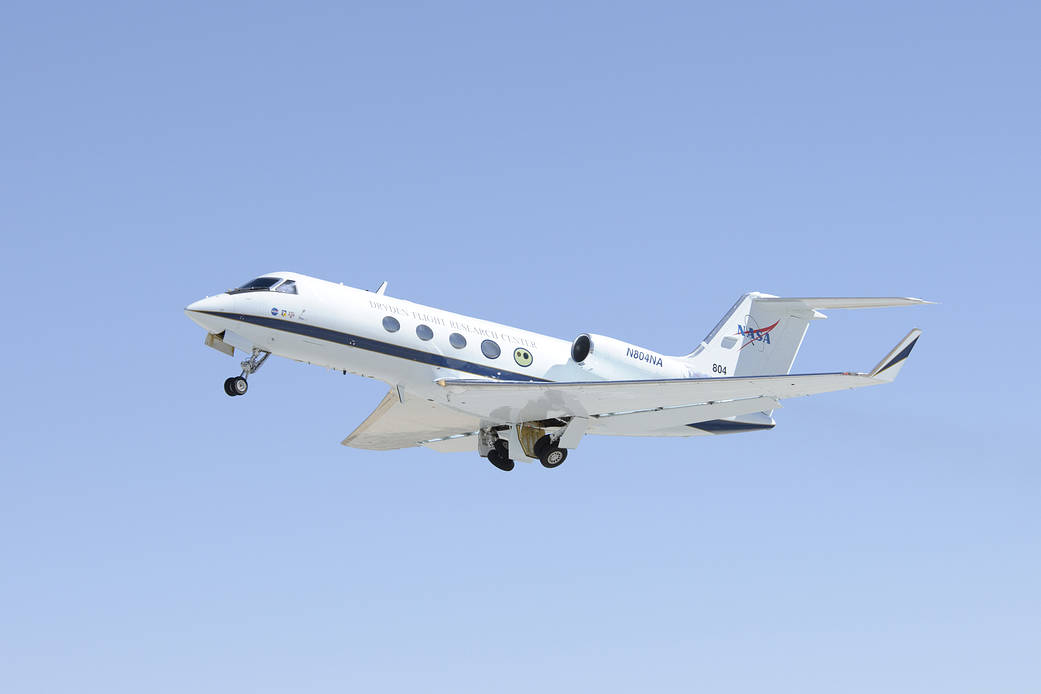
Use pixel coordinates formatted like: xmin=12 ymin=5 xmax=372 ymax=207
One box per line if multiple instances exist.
xmin=540 ymin=446 xmax=567 ymax=468
xmin=533 ymin=434 xmax=552 ymax=459
xmin=487 ymin=448 xmax=515 ymax=472
xmin=224 ymin=378 xmax=236 ymax=396
xmin=231 ymin=376 xmax=248 ymax=396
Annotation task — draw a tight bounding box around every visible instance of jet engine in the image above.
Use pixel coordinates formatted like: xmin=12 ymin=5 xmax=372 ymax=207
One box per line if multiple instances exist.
xmin=569 ymin=333 xmax=691 ymax=380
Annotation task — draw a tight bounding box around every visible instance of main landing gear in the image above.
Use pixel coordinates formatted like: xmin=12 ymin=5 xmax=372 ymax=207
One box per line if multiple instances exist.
xmin=534 ymin=435 xmax=568 ymax=469
xmin=486 ymin=440 xmax=514 ymax=472
xmin=479 ymin=428 xmax=570 ymax=472
xmin=223 ymin=348 xmax=270 ymax=397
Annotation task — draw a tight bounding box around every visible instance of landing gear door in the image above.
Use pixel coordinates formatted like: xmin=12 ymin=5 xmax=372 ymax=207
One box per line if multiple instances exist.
xmin=221 ymin=329 xmax=256 ymax=354
xmin=204 ymin=332 xmax=235 ymax=357
xmin=504 ymin=426 xmax=537 ymax=463
xmin=557 ymin=417 xmax=589 ymax=449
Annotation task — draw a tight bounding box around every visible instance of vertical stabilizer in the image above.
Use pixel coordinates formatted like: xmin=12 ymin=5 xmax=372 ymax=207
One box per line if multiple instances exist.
xmin=683 ymin=293 xmax=818 ymax=377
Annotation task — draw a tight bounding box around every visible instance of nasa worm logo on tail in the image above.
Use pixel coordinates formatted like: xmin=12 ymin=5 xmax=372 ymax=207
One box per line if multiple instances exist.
xmin=735 ymin=317 xmax=778 ymax=351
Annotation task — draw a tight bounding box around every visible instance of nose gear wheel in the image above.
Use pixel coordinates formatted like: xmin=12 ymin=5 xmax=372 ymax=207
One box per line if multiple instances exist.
xmin=223 ymin=348 xmax=270 ymax=397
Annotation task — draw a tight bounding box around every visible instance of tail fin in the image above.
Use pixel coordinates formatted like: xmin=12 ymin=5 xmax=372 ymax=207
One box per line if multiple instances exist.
xmin=683 ymin=294 xmax=932 ymax=378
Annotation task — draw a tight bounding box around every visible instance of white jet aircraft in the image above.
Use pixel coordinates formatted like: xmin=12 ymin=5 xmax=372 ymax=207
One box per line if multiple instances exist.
xmin=185 ymin=272 xmax=930 ymax=471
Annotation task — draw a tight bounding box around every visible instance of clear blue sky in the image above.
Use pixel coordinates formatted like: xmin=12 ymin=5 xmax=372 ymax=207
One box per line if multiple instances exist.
xmin=2 ymin=2 xmax=1038 ymax=692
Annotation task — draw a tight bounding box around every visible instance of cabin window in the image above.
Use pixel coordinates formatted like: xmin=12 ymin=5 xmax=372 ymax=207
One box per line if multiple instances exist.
xmin=416 ymin=324 xmax=433 ymax=341
xmin=481 ymin=339 xmax=501 ymax=359
xmin=382 ymin=316 xmax=400 ymax=333
xmin=275 ymin=280 xmax=298 ymax=294
xmin=449 ymin=332 xmax=467 ymax=349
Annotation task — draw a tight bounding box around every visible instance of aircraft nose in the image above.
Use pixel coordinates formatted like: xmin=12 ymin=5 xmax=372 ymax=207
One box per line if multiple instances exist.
xmin=185 ymin=295 xmax=224 ymax=314
xmin=184 ymin=294 xmax=233 ymax=329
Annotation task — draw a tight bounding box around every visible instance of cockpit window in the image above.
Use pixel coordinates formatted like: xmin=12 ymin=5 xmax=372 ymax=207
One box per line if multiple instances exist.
xmin=275 ymin=280 xmax=297 ymax=294
xmin=229 ymin=277 xmax=281 ymax=294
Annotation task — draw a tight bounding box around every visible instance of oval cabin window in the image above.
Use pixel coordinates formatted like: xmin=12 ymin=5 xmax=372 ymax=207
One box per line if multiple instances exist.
xmin=481 ymin=340 xmax=501 ymax=359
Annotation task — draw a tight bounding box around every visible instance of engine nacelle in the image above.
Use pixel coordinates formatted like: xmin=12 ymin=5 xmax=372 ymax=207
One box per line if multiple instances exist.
xmin=570 ymin=333 xmax=691 ymax=380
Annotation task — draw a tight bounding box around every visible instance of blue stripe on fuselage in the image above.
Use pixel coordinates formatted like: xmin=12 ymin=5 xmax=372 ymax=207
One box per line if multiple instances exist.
xmin=197 ymin=310 xmax=550 ymax=382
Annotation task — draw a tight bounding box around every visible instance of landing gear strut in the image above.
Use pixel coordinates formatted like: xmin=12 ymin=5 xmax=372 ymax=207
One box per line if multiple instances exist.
xmin=224 ymin=348 xmax=270 ymax=397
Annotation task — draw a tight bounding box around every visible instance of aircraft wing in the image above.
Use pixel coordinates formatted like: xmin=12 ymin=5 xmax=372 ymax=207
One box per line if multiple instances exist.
xmin=342 ymin=390 xmax=482 ymax=451
xmin=343 ymin=330 xmax=920 ymax=449
xmin=437 ymin=330 xmax=922 ymax=424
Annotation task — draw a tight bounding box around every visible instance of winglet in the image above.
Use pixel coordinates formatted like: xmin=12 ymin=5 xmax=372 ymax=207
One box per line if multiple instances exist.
xmin=869 ymin=329 xmax=922 ymax=382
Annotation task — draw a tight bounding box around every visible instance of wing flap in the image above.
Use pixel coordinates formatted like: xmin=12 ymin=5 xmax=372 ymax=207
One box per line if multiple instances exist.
xmin=420 ymin=433 xmax=478 ymax=453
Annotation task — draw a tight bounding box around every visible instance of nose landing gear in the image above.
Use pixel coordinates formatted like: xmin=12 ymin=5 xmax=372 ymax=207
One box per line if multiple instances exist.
xmin=223 ymin=348 xmax=270 ymax=397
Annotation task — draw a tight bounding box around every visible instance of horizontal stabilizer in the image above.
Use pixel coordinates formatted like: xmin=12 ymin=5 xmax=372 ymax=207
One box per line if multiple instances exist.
xmin=755 ymin=297 xmax=934 ymax=310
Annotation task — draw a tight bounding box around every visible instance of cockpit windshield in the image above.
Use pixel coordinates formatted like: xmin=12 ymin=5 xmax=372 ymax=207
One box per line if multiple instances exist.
xmin=275 ymin=280 xmax=297 ymax=294
xmin=228 ymin=277 xmax=282 ymax=294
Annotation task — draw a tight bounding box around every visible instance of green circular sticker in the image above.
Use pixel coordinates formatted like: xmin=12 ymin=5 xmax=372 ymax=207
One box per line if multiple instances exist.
xmin=513 ymin=347 xmax=533 ymax=367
